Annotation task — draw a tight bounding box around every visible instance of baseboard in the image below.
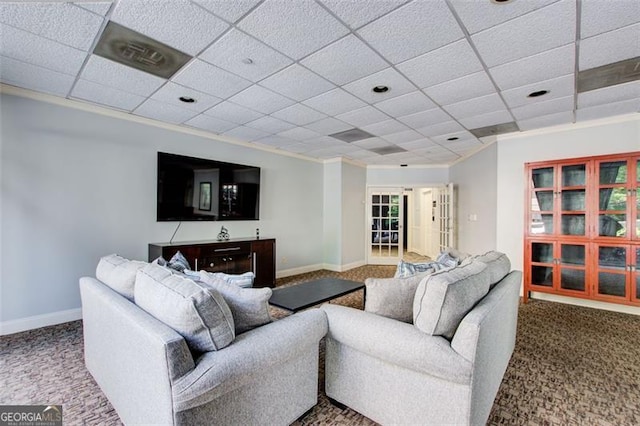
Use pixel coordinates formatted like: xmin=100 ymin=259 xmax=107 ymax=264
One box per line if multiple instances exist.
xmin=530 ymin=292 xmax=640 ymax=316
xmin=322 ymin=260 xmax=366 ymax=273
xmin=0 ymin=308 xmax=82 ymax=336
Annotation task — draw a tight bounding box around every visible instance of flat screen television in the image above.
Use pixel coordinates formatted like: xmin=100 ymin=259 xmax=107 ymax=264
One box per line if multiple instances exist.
xmin=157 ymin=152 xmax=260 ymax=221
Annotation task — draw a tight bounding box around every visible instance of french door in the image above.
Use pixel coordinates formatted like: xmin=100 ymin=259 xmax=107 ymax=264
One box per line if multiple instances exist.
xmin=368 ymin=187 xmax=404 ymax=265
xmin=437 ymin=183 xmax=456 ymax=252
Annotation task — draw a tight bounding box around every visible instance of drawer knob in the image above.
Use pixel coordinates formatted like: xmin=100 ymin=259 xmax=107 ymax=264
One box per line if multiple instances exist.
xmin=209 ymin=262 xmax=214 ymax=267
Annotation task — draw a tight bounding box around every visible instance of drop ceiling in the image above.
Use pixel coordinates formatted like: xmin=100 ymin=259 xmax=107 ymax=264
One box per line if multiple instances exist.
xmin=0 ymin=0 xmax=638 ymax=166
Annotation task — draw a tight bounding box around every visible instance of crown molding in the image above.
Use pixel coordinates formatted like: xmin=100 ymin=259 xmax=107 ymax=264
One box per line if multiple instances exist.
xmin=323 ymin=157 xmax=367 ymax=168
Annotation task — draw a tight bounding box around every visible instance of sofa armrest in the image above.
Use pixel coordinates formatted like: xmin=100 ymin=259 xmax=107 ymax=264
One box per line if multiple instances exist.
xmin=321 ymin=304 xmax=472 ymax=384
xmin=172 ymin=308 xmax=328 ymax=411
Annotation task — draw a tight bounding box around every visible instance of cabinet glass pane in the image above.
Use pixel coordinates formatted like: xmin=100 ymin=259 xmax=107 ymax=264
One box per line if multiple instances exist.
xmin=561 ymin=269 xmax=585 ymax=291
xmin=599 ymin=214 xmax=626 ymax=237
xmin=597 ymin=272 xmax=626 ymax=297
xmin=600 ymin=161 xmax=627 ymax=184
xmin=534 ymin=191 xmax=554 ymax=211
xmin=562 ymin=190 xmax=585 ymax=211
xmin=599 ymin=188 xmax=626 ymax=211
xmin=532 ymin=167 xmax=554 ymax=188
xmin=636 ymin=276 xmax=639 ymax=301
xmin=562 ymin=164 xmax=586 ymax=186
xmin=531 ymin=266 xmax=553 ymax=286
xmin=598 ymin=246 xmax=627 ymax=270
xmin=561 ymin=244 xmax=585 ymax=265
xmin=531 ymin=214 xmax=553 ymax=234
xmin=561 ymin=214 xmax=585 ymax=235
xmin=532 ymin=243 xmax=553 ymax=263
xmin=637 ymin=189 xmax=640 ymax=237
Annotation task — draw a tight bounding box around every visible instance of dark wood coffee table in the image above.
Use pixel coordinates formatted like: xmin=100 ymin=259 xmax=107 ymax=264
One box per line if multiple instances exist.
xmin=269 ymin=278 xmax=365 ymax=312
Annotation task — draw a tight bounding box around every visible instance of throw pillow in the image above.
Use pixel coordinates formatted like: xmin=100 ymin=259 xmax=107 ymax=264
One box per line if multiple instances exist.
xmin=135 ymin=263 xmax=235 ymax=352
xmin=168 ymin=251 xmax=191 ymax=272
xmin=435 ymin=251 xmax=459 ymax=268
xmin=394 ymin=260 xmax=440 ymax=278
xmin=365 ymin=271 xmax=431 ymax=323
xmin=199 ymin=271 xmax=272 ymax=334
xmin=473 ymin=251 xmax=511 ymax=288
xmin=205 ymin=271 xmax=255 ymax=288
xmin=413 ymin=260 xmax=490 ymax=340
xmin=96 ymin=254 xmax=147 ymax=301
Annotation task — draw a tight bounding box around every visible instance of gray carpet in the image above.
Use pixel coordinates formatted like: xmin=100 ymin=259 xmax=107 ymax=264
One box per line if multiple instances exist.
xmin=1 ymin=265 xmax=639 ymax=425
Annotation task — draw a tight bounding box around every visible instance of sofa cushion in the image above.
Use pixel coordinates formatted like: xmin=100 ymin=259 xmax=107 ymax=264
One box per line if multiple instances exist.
xmin=96 ymin=254 xmax=147 ymax=301
xmin=473 ymin=251 xmax=511 ymax=288
xmin=365 ymin=272 xmax=431 ymax=323
xmin=199 ymin=271 xmax=271 ymax=334
xmin=135 ymin=263 xmax=235 ymax=352
xmin=413 ymin=260 xmax=490 ymax=340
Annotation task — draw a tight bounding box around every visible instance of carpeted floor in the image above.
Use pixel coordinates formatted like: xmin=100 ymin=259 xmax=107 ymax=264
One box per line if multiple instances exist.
xmin=1 ymin=265 xmax=639 ymax=425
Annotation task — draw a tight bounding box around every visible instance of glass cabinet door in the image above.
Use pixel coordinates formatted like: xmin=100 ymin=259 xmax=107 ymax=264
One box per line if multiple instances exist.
xmin=559 ymin=243 xmax=587 ymax=294
xmin=633 ymin=246 xmax=640 ymax=303
xmin=529 ymin=242 xmax=554 ymax=288
xmin=560 ymin=163 xmax=587 ymax=237
xmin=530 ymin=167 xmax=555 ymax=235
xmin=597 ymin=160 xmax=629 ymax=239
xmin=634 ymin=158 xmax=640 ymax=240
xmin=594 ymin=244 xmax=629 ymax=300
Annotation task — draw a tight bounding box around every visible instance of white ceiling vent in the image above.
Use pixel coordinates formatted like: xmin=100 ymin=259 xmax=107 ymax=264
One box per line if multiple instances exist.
xmin=469 ymin=122 xmax=519 ymax=139
xmin=329 ymin=128 xmax=375 ymax=143
xmin=93 ymin=21 xmax=192 ymax=79
xmin=370 ymin=145 xmax=407 ymax=155
xmin=578 ymin=57 xmax=640 ymax=93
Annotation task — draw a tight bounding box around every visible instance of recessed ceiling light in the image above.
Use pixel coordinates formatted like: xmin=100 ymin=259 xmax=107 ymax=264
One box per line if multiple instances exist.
xmin=242 ymin=58 xmax=254 ymax=64
xmin=447 ymin=137 xmax=459 ymax=141
xmin=400 ymin=164 xmax=408 ymax=167
xmin=527 ymin=90 xmax=549 ymax=98
xmin=179 ymin=96 xmax=196 ymax=103
xmin=372 ymin=85 xmax=389 ymax=93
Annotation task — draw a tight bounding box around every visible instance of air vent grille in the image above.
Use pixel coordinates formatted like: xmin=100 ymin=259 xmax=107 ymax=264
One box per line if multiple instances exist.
xmin=469 ymin=122 xmax=519 ymax=139
xmin=329 ymin=128 xmax=375 ymax=143
xmin=369 ymin=145 xmax=407 ymax=155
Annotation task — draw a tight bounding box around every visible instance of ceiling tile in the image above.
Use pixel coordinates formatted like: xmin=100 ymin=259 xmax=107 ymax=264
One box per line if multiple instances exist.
xmin=517 ymin=110 xmax=574 ymax=131
xmin=416 ymin=120 xmax=466 ymax=137
xmin=184 ymin=113 xmax=238 ymax=133
xmin=459 ymin=110 xmax=514 ymax=129
xmin=352 ymin=137 xmax=391 ymax=149
xmin=397 ymin=108 xmax=452 ymax=128
xmin=237 ymin=0 xmax=349 ymax=60
xmin=444 ymin=93 xmax=507 ymax=120
xmin=374 ymin=91 xmax=435 ymax=117
xmin=259 ymin=64 xmax=335 ymax=102
xmin=301 ymin=34 xmax=387 ymax=85
xmin=361 ymin=119 xmax=410 ymax=136
xmin=0 ymin=24 xmax=88 ymax=75
xmin=344 ymin=149 xmax=378 ymax=159
xmin=445 ymin=139 xmax=482 ymax=152
xmin=472 ymin=0 xmax=576 ymax=68
xmin=81 ymin=55 xmax=166 ymax=96
xmin=278 ymin=126 xmax=322 ymax=141
xmin=397 ymin=39 xmax=484 ymax=89
xmin=579 ymin=23 xmax=640 ymax=70
xmin=223 ymin=125 xmax=271 ymax=141
xmin=383 ymin=129 xmax=423 ymax=144
xmin=74 ymin=2 xmax=112 ymax=16
xmin=578 ymin=80 xmax=640 ymax=109
xmin=203 ymin=100 xmax=263 ymax=124
xmin=490 ymin=44 xmax=575 ymax=90
xmin=193 ymin=0 xmax=260 ymax=23
xmin=111 ymin=0 xmax=228 ymax=55
xmin=576 ymin=98 xmax=639 ymax=121
xmin=245 ymin=115 xmax=296 ymax=133
xmin=581 ymin=0 xmax=640 ymax=38
xmin=343 ymin=67 xmax=416 ymax=104
xmin=306 ymin=136 xmax=349 ymax=148
xmin=150 ymin=82 xmax=222 ymax=113
xmin=336 ymin=106 xmax=389 ymax=127
xmin=501 ymin=74 xmax=575 ymax=108
xmin=134 ymin=98 xmax=199 ymax=124
xmin=305 ymin=117 xmax=352 ymax=135
xmin=279 ymin=142 xmax=315 ymax=154
xmin=253 ymin=135 xmax=298 ymax=148
xmin=228 ymin=84 xmax=295 ymax=114
xmin=271 ymin=103 xmax=327 ymax=126
xmin=71 ymin=79 xmax=145 ymax=111
xmin=0 ymin=55 xmax=75 ymax=97
xmin=199 ymin=29 xmax=292 ymax=82
xmin=320 ymin=0 xmax=407 ymax=29
xmin=302 ymin=88 xmax=367 ymax=116
xmin=423 ymin=71 xmax=497 ymax=106
xmin=511 ymin=95 xmax=575 ymax=120
xmin=172 ymin=59 xmax=252 ymax=98
xmin=449 ymin=0 xmax=557 ymax=35
xmin=357 ymin=0 xmax=463 ymax=64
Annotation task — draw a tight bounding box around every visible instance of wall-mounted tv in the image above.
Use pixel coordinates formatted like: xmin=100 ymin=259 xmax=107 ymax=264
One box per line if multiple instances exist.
xmin=157 ymin=152 xmax=260 ymax=221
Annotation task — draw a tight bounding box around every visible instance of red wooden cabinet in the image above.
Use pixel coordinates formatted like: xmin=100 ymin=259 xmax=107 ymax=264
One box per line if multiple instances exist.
xmin=524 ymin=152 xmax=640 ymax=307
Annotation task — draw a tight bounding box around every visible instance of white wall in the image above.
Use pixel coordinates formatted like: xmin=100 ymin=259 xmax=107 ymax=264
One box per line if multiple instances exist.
xmin=341 ymin=161 xmax=366 ymax=267
xmin=367 ymin=165 xmax=449 ymax=187
xmin=0 ymin=93 xmax=324 ymax=328
xmin=449 ymin=143 xmax=498 ymax=254
xmin=323 ymin=161 xmax=342 ymax=268
xmin=496 ymin=115 xmax=640 ymax=314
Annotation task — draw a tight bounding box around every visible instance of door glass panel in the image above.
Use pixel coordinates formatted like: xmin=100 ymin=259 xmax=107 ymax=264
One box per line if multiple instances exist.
xmin=531 ymin=266 xmax=553 ymax=286
xmin=599 ymin=214 xmax=626 ymax=237
xmin=561 ymin=269 xmax=585 ymax=291
xmin=531 ymin=243 xmax=553 ymax=263
xmin=600 ymin=161 xmax=627 ymax=184
xmin=562 ymin=190 xmax=585 ymax=210
xmin=561 ymin=245 xmax=585 ymax=265
xmin=598 ymin=246 xmax=627 ymax=270
xmin=532 ymin=167 xmax=554 ymax=188
xmin=562 ymin=164 xmax=586 ymax=186
xmin=597 ymin=273 xmax=626 ymax=297
xmin=561 ymin=214 xmax=585 ymax=235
